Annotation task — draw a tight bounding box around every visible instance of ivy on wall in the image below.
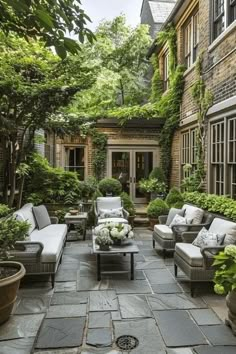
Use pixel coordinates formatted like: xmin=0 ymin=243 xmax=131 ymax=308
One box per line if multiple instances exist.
xmin=89 ymin=128 xmax=108 ymax=180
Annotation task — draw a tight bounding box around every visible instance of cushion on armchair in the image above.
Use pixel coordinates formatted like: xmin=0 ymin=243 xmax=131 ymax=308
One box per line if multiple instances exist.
xmin=33 ymin=205 xmax=51 ymax=230
xmin=192 ymin=227 xmax=225 ymax=248
xmin=182 ymin=204 xmax=204 ymax=224
xmin=154 ymin=224 xmax=174 ymax=240
xmin=175 ymin=243 xmax=203 ymax=267
xmin=166 ymin=208 xmax=185 ymax=226
xmin=208 ymin=218 xmax=236 ymax=245
xmin=169 ymin=214 xmax=192 ymax=232
xmin=14 ymin=203 xmax=36 ymax=235
xmin=99 ymin=207 xmax=124 ymax=219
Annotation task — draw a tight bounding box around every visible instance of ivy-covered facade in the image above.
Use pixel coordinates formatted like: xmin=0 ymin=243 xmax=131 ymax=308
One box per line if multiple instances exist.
xmin=149 ymin=0 xmax=236 ymax=199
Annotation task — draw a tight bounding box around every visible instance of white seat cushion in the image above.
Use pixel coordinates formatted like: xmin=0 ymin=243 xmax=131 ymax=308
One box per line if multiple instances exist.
xmin=97 ymin=217 xmax=128 ymax=225
xmin=154 ymin=225 xmax=174 ymax=240
xmin=182 ymin=204 xmax=204 ymax=224
xmin=30 ymin=224 xmax=67 ymax=263
xmin=175 ymin=243 xmax=203 ymax=267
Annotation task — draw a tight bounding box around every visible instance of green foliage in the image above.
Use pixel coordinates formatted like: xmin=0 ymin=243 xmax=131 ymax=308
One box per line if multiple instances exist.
xmin=181 ymin=164 xmax=202 ymax=192
xmin=147 ymin=199 xmax=169 ymax=219
xmin=98 ymin=178 xmax=122 ymax=197
xmin=0 ymin=0 xmax=95 ymax=58
xmin=183 ymin=192 xmax=236 ymax=222
xmin=150 ymin=55 xmax=163 ymax=103
xmin=165 ymin=187 xmax=184 ymax=208
xmin=54 ymin=208 xmax=70 ymax=223
xmin=139 ymin=179 xmax=167 ymax=194
xmin=0 ymin=204 xmax=12 ymax=218
xmin=120 ymin=192 xmax=136 ymax=216
xmin=213 ymin=245 xmax=236 ymax=295
xmin=0 ymin=217 xmax=30 ymax=260
xmin=24 ymin=153 xmax=81 ymax=204
xmin=90 ymin=129 xmax=108 ymax=180
xmin=149 ymin=167 xmax=166 ymax=182
xmin=80 ymin=177 xmax=98 ymax=201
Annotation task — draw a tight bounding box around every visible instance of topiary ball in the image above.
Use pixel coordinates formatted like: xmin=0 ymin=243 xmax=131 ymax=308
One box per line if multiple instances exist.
xmin=98 ymin=178 xmax=122 ymax=196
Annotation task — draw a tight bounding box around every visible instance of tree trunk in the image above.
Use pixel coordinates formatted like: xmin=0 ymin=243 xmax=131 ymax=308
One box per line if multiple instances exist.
xmin=8 ymin=136 xmax=17 ymax=207
xmin=120 ymin=79 xmax=125 ymax=106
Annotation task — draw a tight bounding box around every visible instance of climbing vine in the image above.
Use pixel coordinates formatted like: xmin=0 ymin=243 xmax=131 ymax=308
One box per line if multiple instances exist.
xmin=191 ymin=54 xmax=214 ymax=190
xmin=89 ymin=128 xmax=108 ymax=180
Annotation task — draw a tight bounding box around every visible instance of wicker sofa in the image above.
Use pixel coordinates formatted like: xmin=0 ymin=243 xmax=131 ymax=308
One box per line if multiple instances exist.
xmin=174 ymin=217 xmax=236 ymax=296
xmin=153 ymin=204 xmax=213 ymax=258
xmin=11 ymin=203 xmax=67 ymax=286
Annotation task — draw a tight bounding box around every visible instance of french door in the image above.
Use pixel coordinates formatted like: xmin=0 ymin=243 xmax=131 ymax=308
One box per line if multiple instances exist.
xmin=108 ymin=148 xmax=157 ymax=203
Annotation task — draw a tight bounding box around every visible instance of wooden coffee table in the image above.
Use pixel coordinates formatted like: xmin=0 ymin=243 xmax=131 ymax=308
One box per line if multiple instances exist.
xmin=92 ymin=235 xmax=139 ymax=281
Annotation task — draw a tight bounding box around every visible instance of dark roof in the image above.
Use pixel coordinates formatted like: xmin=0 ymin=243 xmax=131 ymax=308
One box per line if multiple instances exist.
xmin=96 ymin=118 xmax=165 ymax=128
xmin=149 ymin=1 xmax=176 ymax=23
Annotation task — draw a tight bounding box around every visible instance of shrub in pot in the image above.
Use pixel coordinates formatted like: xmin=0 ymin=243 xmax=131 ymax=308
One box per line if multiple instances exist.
xmin=98 ymin=178 xmax=122 ymax=196
xmin=139 ymin=179 xmax=167 ymax=200
xmin=0 ymin=211 xmax=29 ymax=324
xmin=120 ymin=192 xmax=136 ymax=227
xmin=95 ymin=234 xmax=113 ymax=251
xmin=165 ymin=187 xmax=184 ymax=208
xmin=213 ymin=245 xmax=236 ymax=335
xmin=149 ymin=167 xmax=166 ymax=183
xmin=147 ymin=199 xmax=169 ymax=230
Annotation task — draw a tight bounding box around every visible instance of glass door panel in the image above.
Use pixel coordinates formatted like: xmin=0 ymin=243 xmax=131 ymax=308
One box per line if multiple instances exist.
xmin=111 ymin=151 xmax=130 ymax=194
xmin=134 ymin=152 xmax=153 ymax=202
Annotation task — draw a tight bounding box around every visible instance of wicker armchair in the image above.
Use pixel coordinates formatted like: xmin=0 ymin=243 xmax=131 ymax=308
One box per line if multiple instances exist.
xmin=94 ymin=197 xmax=129 ymax=225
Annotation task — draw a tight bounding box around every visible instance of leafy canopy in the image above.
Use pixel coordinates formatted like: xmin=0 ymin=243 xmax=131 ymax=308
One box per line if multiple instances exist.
xmin=0 ymin=0 xmax=96 ymax=58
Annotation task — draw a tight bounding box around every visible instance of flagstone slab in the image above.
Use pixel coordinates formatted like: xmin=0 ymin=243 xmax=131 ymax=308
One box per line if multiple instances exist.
xmin=79 ymin=261 xmax=97 ymax=276
xmin=140 ymin=249 xmax=159 ymax=256
xmin=88 ymin=312 xmax=111 ymax=328
xmin=77 ymin=277 xmax=113 ymax=291
xmin=190 ymin=309 xmax=222 ymax=325
xmin=136 ymin=261 xmax=165 ymax=270
xmin=55 ymin=269 xmax=79 ymax=282
xmin=200 ymin=325 xmax=236 ymax=345
xmin=46 ymin=304 xmax=87 ymax=318
xmin=13 ymin=294 xmax=51 ymax=314
xmin=118 ymin=294 xmax=152 ymax=318
xmin=151 ymin=283 xmax=183 ymax=294
xmin=35 ymin=317 xmax=86 ymax=349
xmin=54 ymin=282 xmax=77 ymax=292
xmin=111 ymin=279 xmax=152 ymax=294
xmin=113 ymin=319 xmax=165 ymax=354
xmin=153 ymin=310 xmax=207 ymax=347
xmin=145 ymin=269 xmax=176 ymax=284
xmin=89 ymin=291 xmax=118 ymax=311
xmin=81 ymin=350 xmax=120 ymax=354
xmin=51 ymin=291 xmax=89 ymax=305
xmin=0 ymin=338 xmax=34 ymax=354
xmin=86 ymin=328 xmax=112 ymax=347
xmin=34 ymin=349 xmax=80 ymax=354
xmin=167 ymin=349 xmax=193 ymax=354
xmin=0 ymin=314 xmax=44 ymax=340
xmin=147 ymin=293 xmax=207 ymax=310
xmin=111 ymin=311 xmax=121 ymax=320
xmin=193 ymin=345 xmax=236 ymax=354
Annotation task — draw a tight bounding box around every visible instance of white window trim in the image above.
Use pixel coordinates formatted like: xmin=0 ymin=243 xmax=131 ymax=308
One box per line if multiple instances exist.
xmin=211 ymin=0 xmax=236 ymax=45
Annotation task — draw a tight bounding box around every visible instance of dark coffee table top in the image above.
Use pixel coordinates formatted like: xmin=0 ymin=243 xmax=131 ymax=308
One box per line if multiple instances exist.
xmin=92 ymin=235 xmax=139 ymax=255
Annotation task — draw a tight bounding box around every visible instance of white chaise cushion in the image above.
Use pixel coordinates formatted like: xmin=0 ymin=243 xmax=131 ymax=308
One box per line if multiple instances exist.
xmin=175 ymin=243 xmax=203 ymax=267
xmin=30 ymin=224 xmax=67 ymax=263
xmin=97 ymin=217 xmax=128 ymax=225
xmin=14 ymin=203 xmax=36 ymax=235
xmin=154 ymin=225 xmax=174 ymax=240
xmin=182 ymin=204 xmax=204 ymax=224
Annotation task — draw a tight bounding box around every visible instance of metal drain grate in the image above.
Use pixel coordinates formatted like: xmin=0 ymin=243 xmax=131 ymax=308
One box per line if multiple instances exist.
xmin=116 ymin=335 xmax=139 ymax=350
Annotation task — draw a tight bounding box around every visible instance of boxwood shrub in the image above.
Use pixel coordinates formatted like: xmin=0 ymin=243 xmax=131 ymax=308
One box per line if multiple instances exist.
xmin=98 ymin=178 xmax=122 ymax=196
xmin=183 ymin=192 xmax=236 ymax=222
xmin=147 ymin=199 xmax=169 ymax=219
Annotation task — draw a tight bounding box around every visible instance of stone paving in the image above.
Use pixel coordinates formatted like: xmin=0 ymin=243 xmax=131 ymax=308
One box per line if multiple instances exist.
xmin=0 ymin=228 xmax=236 ymax=353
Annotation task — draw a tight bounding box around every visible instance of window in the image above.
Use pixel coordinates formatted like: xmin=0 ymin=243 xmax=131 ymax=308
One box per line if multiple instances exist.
xmin=210 ymin=116 xmax=236 ymax=198
xmin=212 ymin=0 xmax=236 ymax=40
xmin=181 ymin=127 xmax=197 ymax=178
xmin=163 ymin=51 xmax=169 ymax=91
xmin=65 ymin=146 xmax=85 ymax=180
xmin=183 ymin=10 xmax=199 ymax=69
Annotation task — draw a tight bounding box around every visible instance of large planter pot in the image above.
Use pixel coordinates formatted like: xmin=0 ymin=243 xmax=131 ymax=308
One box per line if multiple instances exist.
xmin=149 ymin=218 xmax=158 ymax=230
xmin=225 ymin=289 xmax=236 ymax=335
xmin=0 ymin=261 xmax=25 ymax=325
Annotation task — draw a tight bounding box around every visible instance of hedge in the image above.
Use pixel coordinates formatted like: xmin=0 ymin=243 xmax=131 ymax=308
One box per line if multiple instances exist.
xmin=183 ymin=192 xmax=236 ymax=222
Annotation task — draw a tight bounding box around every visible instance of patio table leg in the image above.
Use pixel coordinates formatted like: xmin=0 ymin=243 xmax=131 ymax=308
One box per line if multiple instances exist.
xmin=83 ymin=219 xmax=87 ymax=240
xmin=97 ymin=254 xmax=101 ymax=281
xmin=131 ymin=253 xmax=134 ymax=280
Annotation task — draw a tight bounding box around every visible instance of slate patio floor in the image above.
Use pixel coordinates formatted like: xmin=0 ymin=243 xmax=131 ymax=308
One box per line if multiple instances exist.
xmin=0 ymin=228 xmax=236 ymax=354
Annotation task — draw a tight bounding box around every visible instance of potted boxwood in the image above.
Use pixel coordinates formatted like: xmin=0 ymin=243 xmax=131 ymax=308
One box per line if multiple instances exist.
xmin=139 ymin=179 xmax=167 ymax=201
xmin=213 ymin=245 xmax=236 ymax=335
xmin=147 ymin=199 xmax=169 ymax=230
xmin=0 ymin=207 xmax=29 ymax=325
xmin=120 ymin=192 xmax=136 ymax=227
xmin=98 ymin=178 xmax=122 ymax=197
xmin=165 ymin=187 xmax=184 ymax=208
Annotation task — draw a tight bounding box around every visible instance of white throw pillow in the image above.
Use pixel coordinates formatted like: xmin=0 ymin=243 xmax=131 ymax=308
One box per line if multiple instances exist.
xmin=99 ymin=207 xmax=123 ymax=219
xmin=183 ymin=205 xmax=204 ymax=224
xmin=169 ymin=214 xmax=191 ymax=232
xmin=192 ymin=227 xmax=225 ymax=248
xmin=166 ymin=208 xmax=185 ymax=226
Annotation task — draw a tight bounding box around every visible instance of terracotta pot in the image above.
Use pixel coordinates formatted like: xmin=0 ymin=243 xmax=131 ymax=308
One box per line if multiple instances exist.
xmin=149 ymin=218 xmax=158 ymax=230
xmin=225 ymin=289 xmax=236 ymax=335
xmin=0 ymin=261 xmax=25 ymax=325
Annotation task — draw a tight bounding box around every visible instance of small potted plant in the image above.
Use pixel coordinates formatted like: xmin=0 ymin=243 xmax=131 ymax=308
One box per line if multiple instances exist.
xmin=95 ymin=233 xmax=113 ymax=251
xmin=139 ymin=179 xmax=167 ymax=200
xmin=147 ymin=199 xmax=169 ymax=230
xmin=213 ymin=245 xmax=236 ymax=335
xmin=0 ymin=207 xmax=30 ymax=324
xmin=109 ymin=223 xmax=134 ymax=245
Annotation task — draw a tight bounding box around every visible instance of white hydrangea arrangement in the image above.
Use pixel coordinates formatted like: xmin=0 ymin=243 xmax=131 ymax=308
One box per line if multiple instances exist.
xmin=94 ymin=222 xmax=134 ymax=242
xmin=95 ymin=234 xmax=113 ymax=247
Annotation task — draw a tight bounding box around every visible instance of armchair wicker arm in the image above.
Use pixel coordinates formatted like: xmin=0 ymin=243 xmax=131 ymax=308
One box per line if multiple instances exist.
xmin=181 ymin=231 xmax=199 ymax=243
xmin=50 ymin=216 xmax=59 ymax=224
xmin=123 ymin=208 xmax=129 ymax=219
xmin=201 ymin=246 xmax=225 ymax=269
xmin=158 ymin=215 xmax=168 ymax=224
xmin=10 ymin=241 xmax=44 ymax=263
xmin=93 ymin=200 xmax=98 ymax=224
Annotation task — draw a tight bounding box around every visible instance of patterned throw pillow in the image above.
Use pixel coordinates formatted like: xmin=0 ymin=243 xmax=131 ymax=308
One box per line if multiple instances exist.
xmin=169 ymin=214 xmax=191 ymax=232
xmin=166 ymin=208 xmax=185 ymax=226
xmin=99 ymin=207 xmax=123 ymax=219
xmin=192 ymin=227 xmax=225 ymax=248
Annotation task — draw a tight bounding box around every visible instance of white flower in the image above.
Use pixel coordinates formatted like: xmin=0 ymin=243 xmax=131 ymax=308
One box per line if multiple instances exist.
xmin=119 ymin=230 xmax=126 ymax=237
xmin=128 ymin=231 xmax=134 ymax=239
xmin=110 ymin=228 xmax=119 ymax=237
